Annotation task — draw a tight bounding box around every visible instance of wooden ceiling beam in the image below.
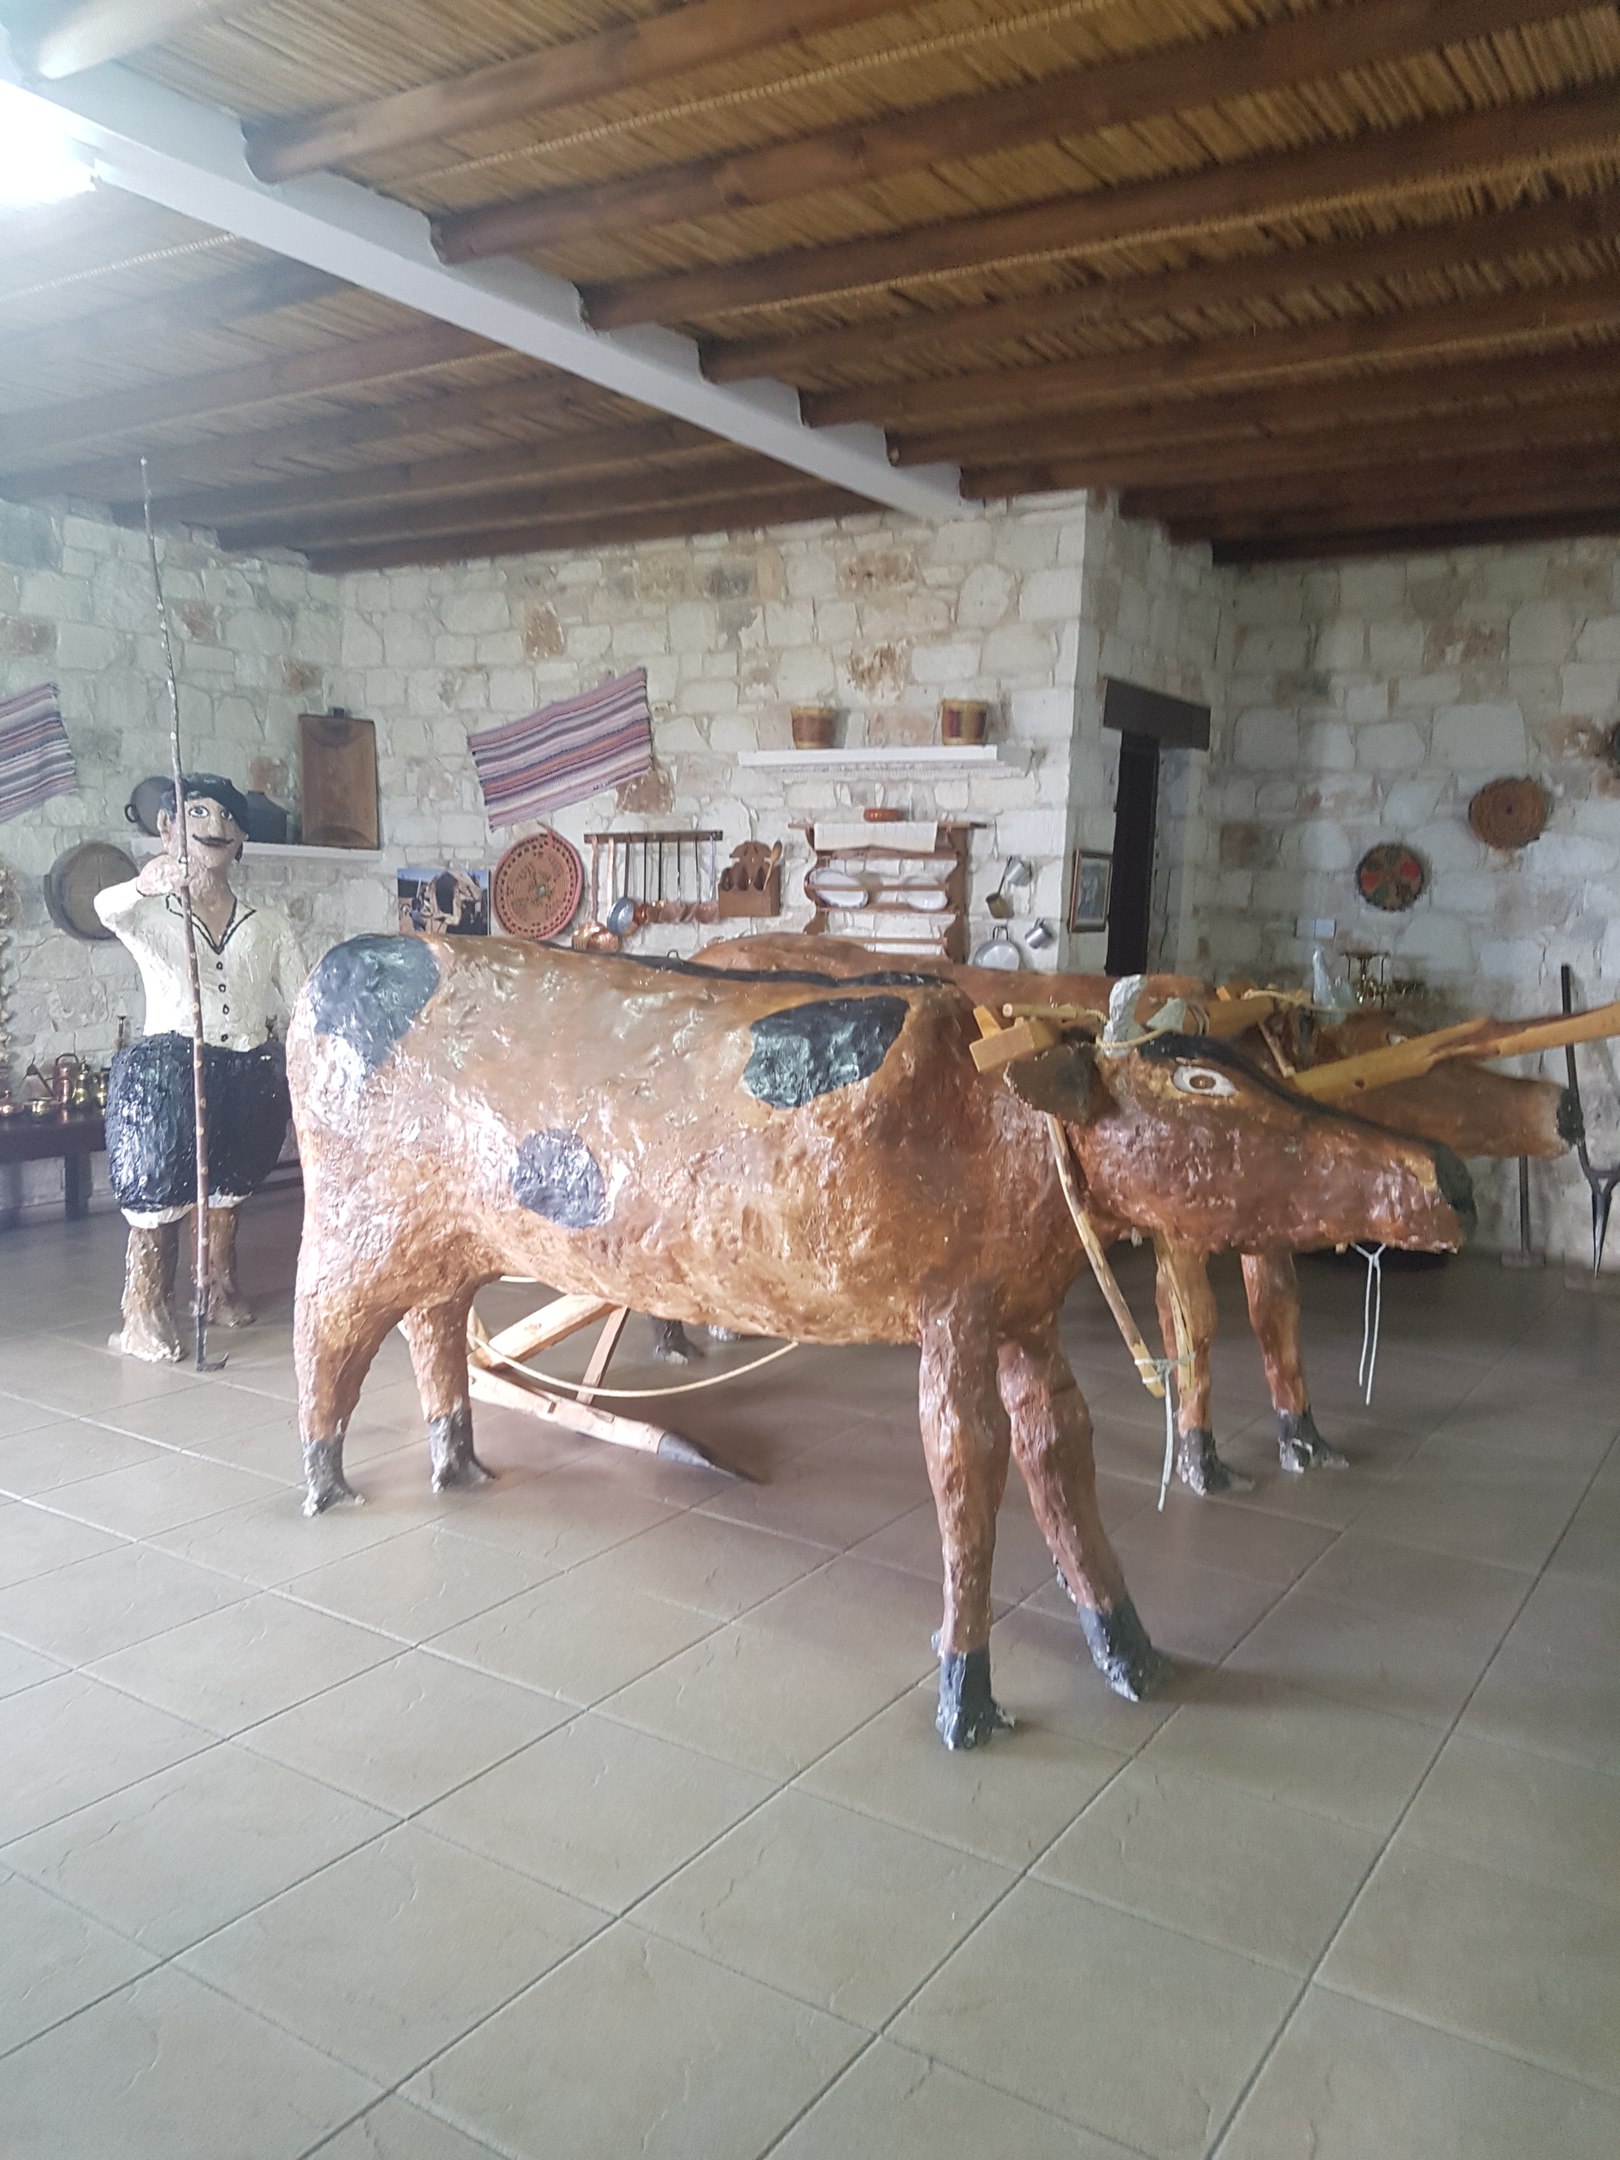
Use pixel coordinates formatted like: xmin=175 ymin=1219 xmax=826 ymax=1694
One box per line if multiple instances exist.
xmin=245 ymin=0 xmax=912 ymax=185
xmin=1147 ymin=468 xmax=1620 ymax=542
xmin=1125 ymin=453 xmax=1620 ymax=525
xmin=584 ymin=80 xmax=1620 ymax=329
xmin=962 ymin=404 xmax=1620 ymax=499
xmin=215 ymin=455 xmax=812 ymax=551
xmin=0 ymin=319 xmax=493 ymax=472
xmin=2 ymin=257 xmax=342 ymax=378
xmin=21 ymin=0 xmax=265 ymax=78
xmin=1208 ymin=508 xmax=1620 ymax=562
xmin=149 ymin=419 xmax=725 ymax=527
xmin=441 ymin=0 xmax=1582 ymax=264
xmin=889 ymin=344 xmax=1620 ymax=467
xmin=28 ymin=376 xmax=625 ymax=503
xmin=702 ymin=189 xmax=1620 ymax=386
xmin=301 ymin=487 xmax=870 ymax=575
xmin=809 ymin=276 xmax=1620 ymax=431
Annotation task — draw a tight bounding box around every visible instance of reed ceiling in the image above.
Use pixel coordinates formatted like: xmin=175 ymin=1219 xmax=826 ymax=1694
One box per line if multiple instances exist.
xmin=1 ymin=0 xmax=1617 ymax=564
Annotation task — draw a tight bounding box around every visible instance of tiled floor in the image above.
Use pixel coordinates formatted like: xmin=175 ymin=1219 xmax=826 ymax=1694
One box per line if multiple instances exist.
xmin=1 ymin=1193 xmax=1617 ymax=2158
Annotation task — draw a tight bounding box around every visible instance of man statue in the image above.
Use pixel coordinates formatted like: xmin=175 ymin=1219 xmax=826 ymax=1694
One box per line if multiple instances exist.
xmin=95 ymin=774 xmax=306 ymax=1361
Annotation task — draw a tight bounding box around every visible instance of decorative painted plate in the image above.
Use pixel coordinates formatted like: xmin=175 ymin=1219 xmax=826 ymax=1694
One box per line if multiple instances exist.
xmin=493 ymin=830 xmax=583 ymax=941
xmin=1355 ymin=842 xmax=1426 ymax=913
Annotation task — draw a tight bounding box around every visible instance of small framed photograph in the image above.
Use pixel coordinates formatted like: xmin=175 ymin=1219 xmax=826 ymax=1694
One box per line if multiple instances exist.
xmin=1067 ymin=850 xmax=1113 ymax=933
xmin=397 ymin=866 xmax=490 ymax=936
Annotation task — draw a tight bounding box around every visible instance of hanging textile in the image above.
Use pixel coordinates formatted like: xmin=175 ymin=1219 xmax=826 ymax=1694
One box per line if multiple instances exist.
xmin=0 ymin=682 xmax=75 ymax=823
xmin=467 ymin=668 xmax=653 ymax=826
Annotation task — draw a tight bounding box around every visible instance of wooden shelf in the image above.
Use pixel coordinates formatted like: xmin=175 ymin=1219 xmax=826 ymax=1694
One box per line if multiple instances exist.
xmin=737 ymin=746 xmax=1019 ymax=770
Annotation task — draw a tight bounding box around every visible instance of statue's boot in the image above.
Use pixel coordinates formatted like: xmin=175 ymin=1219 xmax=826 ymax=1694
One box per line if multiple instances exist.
xmin=200 ymin=1207 xmax=255 ymax=1326
xmin=111 ymin=1222 xmax=183 ymax=1362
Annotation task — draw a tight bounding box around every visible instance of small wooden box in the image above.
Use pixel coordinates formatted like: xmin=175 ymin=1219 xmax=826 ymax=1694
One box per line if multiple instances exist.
xmin=716 ymin=841 xmax=782 ymax=918
xmin=299 ymin=711 xmax=379 ymax=850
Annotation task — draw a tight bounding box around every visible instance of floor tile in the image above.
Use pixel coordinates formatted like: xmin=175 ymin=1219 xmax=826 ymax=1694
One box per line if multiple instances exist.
xmin=417 ymin=1710 xmax=772 ymax=1911
xmin=800 ymin=1683 xmax=1126 ymax=1865
xmin=1459 ymin=1637 xmax=1620 ymax=1776
xmin=775 ymin=2040 xmax=1136 ymax=2160
xmin=635 ymin=1787 xmax=1010 ymax=2027
xmin=429 ymin=1564 xmax=717 ymax=1705
xmin=746 ymin=1555 xmax=946 ymax=1688
xmin=308 ymin=2096 xmax=508 ymax=2160
xmin=1323 ymin=1838 xmax=1620 ymax=2093
xmin=88 ymin=1591 xmax=397 ymax=1735
xmin=848 ymin=1484 xmax=1089 ymax=1604
xmin=0 ymin=1670 xmax=212 ymax=1843
xmin=602 ymin=1619 xmax=910 ymax=1779
xmin=0 ymin=1416 xmax=164 ymax=1497
xmin=0 ymin=1870 xmax=156 ymax=2055
xmin=1298 ymin=1529 xmax=1531 ymax=1637
xmin=0 ymin=1497 xmax=122 ymax=1591
xmin=607 ymin=1507 xmax=847 ymax=1617
xmin=283 ymin=1521 xmax=555 ymax=1642
xmin=1401 ymin=1731 xmax=1620 ymax=1905
xmin=405 ymin=1923 xmax=862 ymax=2160
xmin=437 ymin=1458 xmax=681 ymax=1568
xmin=0 ymin=1963 xmax=378 ymax=2160
xmin=150 ymin=1482 xmax=427 ymax=1588
xmin=696 ymin=1446 xmax=924 ymax=1550
xmin=42 ymin=1449 xmax=283 ymax=1538
xmin=0 ymin=1635 xmax=61 ymax=1700
xmin=1224 ymin=1587 xmax=1500 ymax=1727
xmin=242 ymin=1647 xmax=570 ymax=1814
xmin=0 ymin=1392 xmax=65 ymax=1441
xmin=1349 ymin=1467 xmax=1590 ymax=1572
xmin=1027 ymin=1544 xmax=1284 ymax=1663
xmin=1219 ymin=1987 xmax=1620 ymax=2160
xmin=1113 ymin=1491 xmax=1338 ymax=1587
xmin=3 ymin=1742 xmax=392 ymax=1955
xmin=182 ymin=1822 xmax=602 ymax=2082
xmin=1141 ymin=1668 xmax=1440 ymax=1833
xmin=0 ymin=1536 xmax=249 ymax=1661
xmin=893 ymin=1877 xmax=1297 ymax=2160
xmin=1036 ymin=1760 xmax=1380 ymax=1971
xmin=1548 ymin=1486 xmax=1620 ymax=1590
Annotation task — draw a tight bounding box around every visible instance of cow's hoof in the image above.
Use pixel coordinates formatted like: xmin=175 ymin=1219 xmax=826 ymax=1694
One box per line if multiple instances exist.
xmin=302 ymin=1437 xmax=362 ymax=1517
xmin=1176 ymin=1426 xmax=1254 ymax=1496
xmin=1277 ymin=1408 xmax=1348 ymax=1475
xmin=651 ymin=1320 xmax=703 ymax=1364
xmin=935 ymin=1646 xmax=1013 ymax=1750
xmin=429 ymin=1409 xmax=496 ymax=1493
xmin=1079 ymin=1597 xmax=1171 ymax=1702
xmin=109 ymin=1315 xmax=183 ymax=1364
xmin=207 ymin=1294 xmax=256 ymax=1329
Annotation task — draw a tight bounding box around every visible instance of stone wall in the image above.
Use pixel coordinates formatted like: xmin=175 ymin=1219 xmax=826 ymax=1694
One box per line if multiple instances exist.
xmin=1200 ymin=536 xmax=1620 ymax=1263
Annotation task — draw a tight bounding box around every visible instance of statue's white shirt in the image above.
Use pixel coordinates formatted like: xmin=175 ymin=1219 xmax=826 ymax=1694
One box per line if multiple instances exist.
xmin=94 ymin=879 xmax=307 ymax=1050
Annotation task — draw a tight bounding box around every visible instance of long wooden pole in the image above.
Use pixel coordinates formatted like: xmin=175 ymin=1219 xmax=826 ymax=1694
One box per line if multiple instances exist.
xmin=139 ymin=458 xmax=215 ymax=1372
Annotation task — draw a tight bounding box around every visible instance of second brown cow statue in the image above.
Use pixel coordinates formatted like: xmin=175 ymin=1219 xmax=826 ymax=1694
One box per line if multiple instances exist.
xmin=288 ymin=935 xmax=1473 ymax=1749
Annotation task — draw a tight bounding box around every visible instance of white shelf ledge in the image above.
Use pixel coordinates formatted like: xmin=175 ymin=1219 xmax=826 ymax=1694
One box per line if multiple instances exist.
xmin=135 ymin=840 xmax=385 ymax=863
xmin=737 ymin=746 xmax=1019 ymax=770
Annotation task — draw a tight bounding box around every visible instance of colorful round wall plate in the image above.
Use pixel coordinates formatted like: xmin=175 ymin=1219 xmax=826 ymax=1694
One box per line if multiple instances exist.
xmin=1355 ymin=842 xmax=1426 ymax=913
xmin=493 ymin=830 xmax=584 ymax=941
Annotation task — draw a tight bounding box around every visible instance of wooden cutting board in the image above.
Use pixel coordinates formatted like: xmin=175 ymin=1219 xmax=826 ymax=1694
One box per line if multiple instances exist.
xmin=299 ymin=712 xmax=378 ymax=850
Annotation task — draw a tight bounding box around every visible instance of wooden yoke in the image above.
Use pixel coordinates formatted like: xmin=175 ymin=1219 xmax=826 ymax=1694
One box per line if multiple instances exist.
xmin=1294 ymin=1000 xmax=1620 ymax=1101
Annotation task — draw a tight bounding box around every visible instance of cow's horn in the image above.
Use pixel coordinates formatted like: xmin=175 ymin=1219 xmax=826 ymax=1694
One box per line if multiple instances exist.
xmin=1102 ymin=974 xmax=1147 ymax=1047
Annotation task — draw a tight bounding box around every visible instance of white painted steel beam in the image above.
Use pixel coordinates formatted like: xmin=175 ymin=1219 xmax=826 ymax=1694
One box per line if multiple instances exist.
xmin=0 ymin=60 xmax=966 ymax=521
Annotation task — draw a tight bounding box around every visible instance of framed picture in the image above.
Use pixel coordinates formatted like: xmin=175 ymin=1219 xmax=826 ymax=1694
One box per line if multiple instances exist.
xmin=397 ymin=866 xmax=490 ymax=936
xmin=1067 ymin=850 xmax=1113 ymax=933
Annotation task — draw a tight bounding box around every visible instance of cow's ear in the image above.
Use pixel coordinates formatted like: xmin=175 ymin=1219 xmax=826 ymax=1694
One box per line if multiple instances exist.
xmin=1003 ymin=1042 xmax=1098 ymax=1123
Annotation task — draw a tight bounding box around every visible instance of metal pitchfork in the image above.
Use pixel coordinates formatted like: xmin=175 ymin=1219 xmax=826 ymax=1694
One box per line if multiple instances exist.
xmin=1561 ymin=962 xmax=1620 ymax=1275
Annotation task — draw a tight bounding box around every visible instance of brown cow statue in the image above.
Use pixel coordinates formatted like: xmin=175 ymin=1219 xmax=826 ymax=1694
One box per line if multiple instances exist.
xmin=288 ymin=936 xmax=1472 ymax=1749
xmin=699 ymin=935 xmax=1567 ymax=1494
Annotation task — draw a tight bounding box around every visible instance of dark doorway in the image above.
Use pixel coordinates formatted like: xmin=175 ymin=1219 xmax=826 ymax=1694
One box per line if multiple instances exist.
xmin=1105 ymin=733 xmax=1160 ymax=975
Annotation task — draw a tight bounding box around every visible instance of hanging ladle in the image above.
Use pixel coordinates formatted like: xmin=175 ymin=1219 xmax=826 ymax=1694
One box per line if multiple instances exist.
xmin=986 ymin=857 xmax=1034 ymax=921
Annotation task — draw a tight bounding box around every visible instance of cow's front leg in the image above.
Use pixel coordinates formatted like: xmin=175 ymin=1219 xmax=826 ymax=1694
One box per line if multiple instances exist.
xmin=1154 ymin=1239 xmax=1252 ymax=1496
xmin=918 ymin=1301 xmax=1014 ymax=1750
xmin=295 ymin=1271 xmax=402 ymax=1515
xmin=1000 ymin=1320 xmax=1169 ymax=1702
xmin=401 ymin=1289 xmax=494 ymax=1494
xmin=1240 ymin=1250 xmax=1347 ymax=1474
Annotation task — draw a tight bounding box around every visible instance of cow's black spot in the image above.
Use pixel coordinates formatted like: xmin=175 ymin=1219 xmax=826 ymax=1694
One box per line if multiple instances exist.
xmin=743 ymin=994 xmax=908 ymax=1109
xmin=512 ymin=1129 xmax=608 ymax=1228
xmin=306 ymin=936 xmax=439 ymax=1075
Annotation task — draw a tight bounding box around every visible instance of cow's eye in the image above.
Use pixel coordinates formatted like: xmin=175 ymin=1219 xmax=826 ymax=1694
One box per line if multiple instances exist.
xmin=1172 ymin=1063 xmax=1236 ymax=1099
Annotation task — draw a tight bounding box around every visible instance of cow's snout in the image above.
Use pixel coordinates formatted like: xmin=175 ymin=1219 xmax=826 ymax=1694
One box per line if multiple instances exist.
xmin=1431 ymin=1143 xmax=1475 ymax=1241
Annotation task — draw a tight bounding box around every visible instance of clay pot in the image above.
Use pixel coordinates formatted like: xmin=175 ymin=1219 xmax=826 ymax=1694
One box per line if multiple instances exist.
xmin=790 ymin=706 xmax=838 ymax=749
xmin=939 ymin=700 xmax=990 ymax=745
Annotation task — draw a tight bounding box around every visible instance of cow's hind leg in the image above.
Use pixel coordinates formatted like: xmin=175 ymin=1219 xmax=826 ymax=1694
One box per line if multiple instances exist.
xmin=918 ymin=1302 xmax=1014 ymax=1750
xmin=1241 ymin=1251 xmax=1347 ymax=1474
xmin=295 ymin=1276 xmax=403 ymax=1515
xmin=1000 ymin=1319 xmax=1169 ymax=1702
xmin=1155 ymin=1240 xmax=1252 ymax=1496
xmin=401 ymin=1290 xmax=494 ymax=1493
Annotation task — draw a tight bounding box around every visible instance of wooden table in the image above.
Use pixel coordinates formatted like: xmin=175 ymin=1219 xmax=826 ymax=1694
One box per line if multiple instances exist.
xmin=0 ymin=1109 xmax=106 ymax=1226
